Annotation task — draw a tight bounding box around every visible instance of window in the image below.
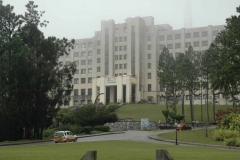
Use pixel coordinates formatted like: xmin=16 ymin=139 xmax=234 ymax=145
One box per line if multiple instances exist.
xmin=124 ymin=27 xmax=127 ymax=33
xmin=115 ymin=37 xmax=118 ymax=42
xmin=88 ymin=42 xmax=92 ymax=47
xmin=124 ymin=54 xmax=127 ymax=59
xmin=148 ymin=84 xmax=151 ymax=91
xmin=175 ymin=43 xmax=181 ymax=49
xmin=119 ymin=55 xmax=122 ymax=60
xmin=212 ymin=30 xmax=218 ymax=36
xmin=119 ymin=46 xmax=122 ymax=51
xmin=115 ymin=46 xmax=118 ymax=51
xmin=88 ymin=88 xmax=92 ymax=95
xmin=66 ymin=61 xmax=70 ymax=65
xmin=202 ymin=31 xmax=208 ymax=37
xmin=88 ymin=68 xmax=92 ymax=73
xmin=75 ymin=69 xmax=79 ymax=74
xmin=148 ymin=45 xmax=151 ymax=50
xmin=97 ymin=49 xmax=101 ymax=54
xmin=74 ymin=100 xmax=78 ymax=105
xmin=97 ymin=58 xmax=100 ymax=63
xmin=75 ymin=44 xmax=79 ymax=49
xmin=195 ymin=95 xmax=201 ymax=100
xmin=119 ymin=37 xmax=123 ymax=42
xmin=167 ymin=35 xmax=173 ymax=40
xmin=74 ymin=52 xmax=79 ymax=57
xmin=115 ymin=55 xmax=118 ymax=60
xmin=81 ymin=43 xmax=86 ymax=48
xmin=119 ymin=64 xmax=122 ymax=69
xmin=115 ymin=64 xmax=118 ymax=69
xmin=131 ymin=26 xmax=135 ymax=32
xmin=148 ymin=63 xmax=151 ymax=68
xmin=175 ymin=34 xmax=181 ymax=39
xmin=97 ymin=67 xmax=100 ymax=72
xmin=74 ymin=61 xmax=79 ymax=66
xmin=124 ymin=36 xmax=127 ymax=41
xmin=81 ymin=52 xmax=86 ymax=57
xmin=115 ymin=28 xmax=118 ymax=34
xmin=81 ymin=60 xmax=86 ymax=65
xmin=202 ymin=41 xmax=208 ymax=46
xmin=81 ymin=69 xmax=86 ymax=74
xmin=194 ymin=41 xmax=199 ymax=47
xmin=74 ymin=78 xmax=79 ymax=84
xmin=186 ymin=95 xmax=190 ymax=100
xmin=214 ymin=94 xmax=220 ymax=99
xmin=124 ymin=45 xmax=127 ymax=51
xmin=148 ymin=73 xmax=151 ymax=79
xmin=185 ymin=33 xmax=191 ymax=38
xmin=88 ymin=78 xmax=92 ymax=83
xmin=115 ymin=74 xmax=118 ymax=77
xmin=194 ymin=32 xmax=199 ymax=38
xmin=159 ymin=45 xmax=165 ymax=50
xmin=97 ymin=40 xmax=100 ymax=46
xmin=81 ymin=89 xmax=85 ymax=95
xmin=148 ymin=54 xmax=151 ymax=59
xmin=124 ymin=63 xmax=127 ymax=69
xmin=167 ymin=44 xmax=173 ymax=49
xmin=159 ymin=35 xmax=165 ymax=41
xmin=148 ymin=36 xmax=151 ymax=41
xmin=88 ymin=51 xmax=92 ymax=56
xmin=81 ymin=78 xmax=86 ymax=84
xmin=88 ymin=60 xmax=92 ymax=65
xmin=185 ymin=42 xmax=191 ymax=48
xmin=74 ymin=89 xmax=78 ymax=96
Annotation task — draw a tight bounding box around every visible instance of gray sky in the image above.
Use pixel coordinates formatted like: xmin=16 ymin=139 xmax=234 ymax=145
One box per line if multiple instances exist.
xmin=3 ymin=0 xmax=240 ymax=39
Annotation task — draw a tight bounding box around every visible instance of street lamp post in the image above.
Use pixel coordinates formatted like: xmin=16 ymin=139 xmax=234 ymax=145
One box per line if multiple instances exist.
xmin=94 ymin=93 xmax=104 ymax=107
xmin=175 ymin=128 xmax=178 ymax=145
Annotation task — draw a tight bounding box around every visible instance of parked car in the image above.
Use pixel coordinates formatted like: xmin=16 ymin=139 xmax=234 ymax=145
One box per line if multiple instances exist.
xmin=176 ymin=125 xmax=192 ymax=131
xmin=53 ymin=131 xmax=78 ymax=143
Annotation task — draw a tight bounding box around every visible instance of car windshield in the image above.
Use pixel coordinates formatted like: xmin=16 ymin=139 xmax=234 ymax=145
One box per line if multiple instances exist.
xmin=55 ymin=132 xmax=64 ymax=136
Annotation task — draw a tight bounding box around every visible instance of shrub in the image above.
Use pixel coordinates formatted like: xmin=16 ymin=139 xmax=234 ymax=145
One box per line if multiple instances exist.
xmin=224 ymin=137 xmax=236 ymax=146
xmin=94 ymin=125 xmax=110 ymax=132
xmin=83 ymin=126 xmax=94 ymax=134
xmin=43 ymin=128 xmax=56 ymax=139
xmin=137 ymin=99 xmax=148 ymax=104
xmin=213 ymin=129 xmax=239 ymax=141
xmin=107 ymin=102 xmax=118 ymax=112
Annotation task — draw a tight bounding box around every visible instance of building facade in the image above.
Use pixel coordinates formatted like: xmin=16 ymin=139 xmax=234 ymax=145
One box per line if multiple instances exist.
xmin=58 ymin=16 xmax=226 ymax=106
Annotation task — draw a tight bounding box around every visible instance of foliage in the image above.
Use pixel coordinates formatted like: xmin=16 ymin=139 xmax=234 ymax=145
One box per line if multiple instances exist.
xmin=106 ymin=102 xmax=118 ymax=112
xmin=71 ymin=104 xmax=118 ymax=127
xmin=206 ymin=6 xmax=240 ymax=108
xmin=175 ymin=114 xmax=185 ymax=123
xmin=54 ymin=108 xmax=73 ymax=127
xmin=212 ymin=129 xmax=239 ymax=141
xmin=43 ymin=128 xmax=57 ymax=139
xmin=57 ymin=124 xmax=83 ymax=134
xmin=215 ymin=108 xmax=240 ymax=124
xmin=220 ymin=112 xmax=240 ymax=130
xmin=162 ymin=110 xmax=169 ymax=123
xmin=224 ymin=137 xmax=240 ymax=147
xmin=94 ymin=125 xmax=110 ymax=132
xmin=0 ymin=1 xmax=75 ymax=141
xmin=137 ymin=99 xmax=148 ymax=104
xmin=83 ymin=126 xmax=94 ymax=134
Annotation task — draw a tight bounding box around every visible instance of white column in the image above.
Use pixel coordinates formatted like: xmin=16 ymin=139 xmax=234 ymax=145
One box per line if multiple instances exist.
xmin=117 ymin=76 xmax=123 ymax=103
xmin=126 ymin=76 xmax=131 ymax=103
xmin=99 ymin=77 xmax=106 ymax=104
xmin=92 ymin=78 xmax=97 ymax=103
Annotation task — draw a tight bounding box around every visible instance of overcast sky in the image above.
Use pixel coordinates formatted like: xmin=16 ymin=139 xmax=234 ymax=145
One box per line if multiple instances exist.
xmin=3 ymin=0 xmax=240 ymax=39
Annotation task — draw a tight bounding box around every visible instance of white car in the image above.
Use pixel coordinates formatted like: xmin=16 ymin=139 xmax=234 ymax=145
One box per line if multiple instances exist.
xmin=53 ymin=131 xmax=78 ymax=143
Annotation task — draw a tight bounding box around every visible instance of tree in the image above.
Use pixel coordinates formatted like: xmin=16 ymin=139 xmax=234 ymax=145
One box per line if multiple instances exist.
xmin=206 ymin=6 xmax=240 ymax=108
xmin=0 ymin=1 xmax=76 ymax=141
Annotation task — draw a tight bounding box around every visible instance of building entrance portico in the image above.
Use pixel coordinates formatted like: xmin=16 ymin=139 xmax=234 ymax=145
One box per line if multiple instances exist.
xmin=92 ymin=75 xmax=138 ymax=105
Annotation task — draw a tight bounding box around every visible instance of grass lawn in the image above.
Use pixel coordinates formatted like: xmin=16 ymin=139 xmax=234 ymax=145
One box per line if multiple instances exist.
xmin=0 ymin=140 xmax=239 ymax=160
xmin=115 ymin=104 xmax=230 ymax=123
xmin=159 ymin=128 xmax=225 ymax=146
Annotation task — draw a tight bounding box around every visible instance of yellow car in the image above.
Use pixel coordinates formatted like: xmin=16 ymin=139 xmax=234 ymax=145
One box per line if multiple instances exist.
xmin=53 ymin=131 xmax=78 ymax=143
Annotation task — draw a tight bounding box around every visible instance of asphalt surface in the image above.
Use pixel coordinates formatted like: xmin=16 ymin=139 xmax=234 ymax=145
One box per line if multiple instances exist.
xmin=0 ymin=128 xmax=239 ymax=150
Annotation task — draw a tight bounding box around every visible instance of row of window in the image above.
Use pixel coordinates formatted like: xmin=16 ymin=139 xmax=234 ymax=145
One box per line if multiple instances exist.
xmin=115 ymin=27 xmax=128 ymax=34
xmin=159 ymin=30 xmax=218 ymax=41
xmin=159 ymin=41 xmax=208 ymax=50
xmin=115 ymin=36 xmax=127 ymax=42
xmin=115 ymin=45 xmax=127 ymax=51
xmin=115 ymin=64 xmax=127 ymax=69
xmin=75 ymin=41 xmax=101 ymax=49
xmin=115 ymin=54 xmax=127 ymax=60
xmin=74 ymin=77 xmax=92 ymax=84
xmin=74 ymin=88 xmax=92 ymax=96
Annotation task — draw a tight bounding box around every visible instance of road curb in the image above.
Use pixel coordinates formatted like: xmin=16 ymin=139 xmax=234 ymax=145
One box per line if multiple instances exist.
xmin=0 ymin=131 xmax=125 ymax=147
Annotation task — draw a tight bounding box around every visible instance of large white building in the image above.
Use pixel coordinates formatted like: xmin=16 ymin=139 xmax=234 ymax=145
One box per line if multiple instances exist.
xmin=59 ymin=16 xmax=226 ymax=106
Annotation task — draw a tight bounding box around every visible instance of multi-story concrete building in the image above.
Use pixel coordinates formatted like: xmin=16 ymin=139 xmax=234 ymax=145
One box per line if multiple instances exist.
xmin=59 ymin=16 xmax=226 ymax=106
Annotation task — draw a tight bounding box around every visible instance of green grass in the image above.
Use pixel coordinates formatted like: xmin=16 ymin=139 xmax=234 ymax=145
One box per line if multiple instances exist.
xmin=159 ymin=128 xmax=226 ymax=146
xmin=0 ymin=140 xmax=239 ymax=160
xmin=115 ymin=104 xmax=230 ymax=123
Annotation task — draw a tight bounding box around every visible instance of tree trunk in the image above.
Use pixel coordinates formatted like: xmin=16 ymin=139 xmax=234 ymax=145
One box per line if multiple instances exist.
xmin=181 ymin=91 xmax=185 ymax=122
